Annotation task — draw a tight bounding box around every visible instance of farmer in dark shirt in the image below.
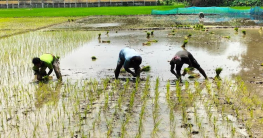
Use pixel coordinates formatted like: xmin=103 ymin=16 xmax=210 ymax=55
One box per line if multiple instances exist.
xmin=170 ymin=50 xmax=207 ymax=82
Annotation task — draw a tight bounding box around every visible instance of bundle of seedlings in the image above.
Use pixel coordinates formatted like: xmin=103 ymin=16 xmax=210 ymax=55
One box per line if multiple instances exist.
xmin=91 ymin=56 xmax=97 ymax=60
xmin=188 ymin=73 xmax=200 ymax=78
xmin=181 ymin=39 xmax=188 ymax=47
xmin=147 ymin=40 xmax=158 ymax=43
xmin=142 ymin=42 xmax=151 ymax=46
xmin=182 ymin=67 xmax=194 ymax=76
xmin=234 ymin=27 xmax=238 ymax=32
xmin=141 ymin=66 xmax=151 ymax=72
xmin=214 ymin=67 xmax=223 ymax=80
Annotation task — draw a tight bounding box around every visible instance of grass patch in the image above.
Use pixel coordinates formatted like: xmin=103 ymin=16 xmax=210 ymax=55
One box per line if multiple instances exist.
xmin=0 ymin=17 xmax=78 ymax=37
xmin=0 ymin=6 xmax=185 ymax=17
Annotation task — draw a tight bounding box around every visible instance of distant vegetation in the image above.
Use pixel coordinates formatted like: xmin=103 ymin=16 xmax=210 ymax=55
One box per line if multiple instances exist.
xmin=161 ymin=0 xmax=261 ymax=6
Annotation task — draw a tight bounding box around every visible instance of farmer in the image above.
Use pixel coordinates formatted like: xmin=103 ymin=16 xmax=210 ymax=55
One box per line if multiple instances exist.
xmin=114 ymin=47 xmax=142 ymax=79
xmin=199 ymin=12 xmax=204 ymax=24
xmin=170 ymin=50 xmax=208 ymax=82
xmin=32 ymin=53 xmax=62 ymax=81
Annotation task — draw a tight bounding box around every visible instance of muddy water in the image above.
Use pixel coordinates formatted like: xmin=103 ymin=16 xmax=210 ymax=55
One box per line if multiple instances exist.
xmin=60 ymin=29 xmax=263 ymax=87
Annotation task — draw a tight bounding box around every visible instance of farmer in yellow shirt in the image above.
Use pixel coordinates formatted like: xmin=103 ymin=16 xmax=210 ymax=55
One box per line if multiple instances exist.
xmin=32 ymin=53 xmax=62 ymax=81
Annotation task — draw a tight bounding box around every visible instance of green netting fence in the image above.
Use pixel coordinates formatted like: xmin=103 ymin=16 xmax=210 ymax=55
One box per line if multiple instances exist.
xmin=151 ymin=6 xmax=263 ymax=15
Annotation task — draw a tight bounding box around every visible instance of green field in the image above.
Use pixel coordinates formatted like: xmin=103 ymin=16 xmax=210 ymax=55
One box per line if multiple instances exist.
xmin=0 ymin=5 xmax=184 ymax=17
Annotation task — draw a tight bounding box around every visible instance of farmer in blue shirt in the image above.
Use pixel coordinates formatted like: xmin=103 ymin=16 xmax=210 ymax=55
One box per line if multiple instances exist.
xmin=114 ymin=47 xmax=142 ymax=79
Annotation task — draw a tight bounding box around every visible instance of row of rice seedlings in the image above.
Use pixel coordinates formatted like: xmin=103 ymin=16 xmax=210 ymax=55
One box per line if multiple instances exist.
xmin=151 ymin=78 xmax=161 ymax=137
xmin=0 ymin=31 xmax=97 ymax=86
xmin=215 ymin=77 xmax=263 ymax=137
xmin=136 ymin=76 xmax=150 ymax=138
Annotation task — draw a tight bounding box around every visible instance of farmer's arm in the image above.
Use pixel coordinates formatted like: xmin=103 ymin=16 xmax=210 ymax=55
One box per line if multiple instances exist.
xmin=124 ymin=61 xmax=136 ymax=77
xmin=47 ymin=63 xmax=54 ymax=76
xmin=176 ymin=64 xmax=182 ymax=80
xmin=170 ymin=61 xmax=179 ymax=79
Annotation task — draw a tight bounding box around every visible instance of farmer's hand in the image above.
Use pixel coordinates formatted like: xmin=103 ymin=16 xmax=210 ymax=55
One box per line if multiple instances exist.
xmin=132 ymin=72 xmax=137 ymax=77
xmin=42 ymin=75 xmax=49 ymax=80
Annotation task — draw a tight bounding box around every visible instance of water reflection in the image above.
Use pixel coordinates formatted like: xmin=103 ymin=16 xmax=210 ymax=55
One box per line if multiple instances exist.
xmin=61 ymin=29 xmax=248 ymax=81
xmin=34 ymin=82 xmax=62 ymax=108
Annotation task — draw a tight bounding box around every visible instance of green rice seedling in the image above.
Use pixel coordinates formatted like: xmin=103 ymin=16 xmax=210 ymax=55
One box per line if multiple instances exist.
xmin=91 ymin=56 xmax=97 ymax=60
xmin=104 ymin=92 xmax=109 ymax=110
xmin=214 ymin=67 xmax=223 ymax=80
xmin=146 ymin=32 xmax=151 ymax=38
xmin=141 ymin=66 xmax=151 ymax=72
xmin=234 ymin=27 xmax=238 ymax=32
xmin=106 ymin=31 xmax=109 ymax=35
xmin=223 ymin=36 xmax=230 ymax=39
xmin=242 ymin=30 xmax=246 ymax=35
xmin=182 ymin=39 xmax=188 ymax=47
xmin=176 ymin=81 xmax=182 ymax=103
xmin=142 ymin=42 xmax=151 ymax=46
xmin=166 ymin=81 xmax=171 ymax=104
xmin=151 ymin=119 xmax=162 ymax=138
xmin=187 ymin=33 xmax=192 ymax=37
xmin=151 ymin=31 xmax=154 ymax=35
xmin=188 ymin=73 xmax=200 ymax=78
xmin=120 ymin=115 xmax=130 ymax=138
xmin=147 ymin=39 xmax=158 ymax=42
xmin=106 ymin=119 xmax=113 ymax=138
xmin=102 ymin=40 xmax=111 ymax=43
xmin=210 ymin=31 xmax=215 ymax=34
xmin=231 ymin=124 xmax=236 ymax=137
xmin=98 ymin=33 xmax=101 ymax=39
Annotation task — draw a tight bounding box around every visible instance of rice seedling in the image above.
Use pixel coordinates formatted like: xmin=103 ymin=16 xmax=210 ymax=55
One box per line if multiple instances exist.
xmin=151 ymin=31 xmax=154 ymax=35
xmin=242 ymin=30 xmax=246 ymax=35
xmin=91 ymin=56 xmax=97 ymax=60
xmin=141 ymin=66 xmax=151 ymax=72
xmin=234 ymin=27 xmax=238 ymax=32
xmin=142 ymin=42 xmax=151 ymax=46
xmin=214 ymin=67 xmax=223 ymax=80
xmin=147 ymin=39 xmax=158 ymax=42
xmin=223 ymin=36 xmax=231 ymax=39
xmin=182 ymin=39 xmax=188 ymax=47
xmin=102 ymin=40 xmax=110 ymax=43
xmin=146 ymin=32 xmax=151 ymax=38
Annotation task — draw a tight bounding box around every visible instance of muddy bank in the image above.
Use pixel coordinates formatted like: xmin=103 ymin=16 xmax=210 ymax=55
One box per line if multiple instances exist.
xmin=50 ymin=15 xmax=263 ymax=31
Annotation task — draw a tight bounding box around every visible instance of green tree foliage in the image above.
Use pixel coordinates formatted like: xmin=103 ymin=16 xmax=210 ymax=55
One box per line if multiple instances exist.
xmin=181 ymin=0 xmax=262 ymax=6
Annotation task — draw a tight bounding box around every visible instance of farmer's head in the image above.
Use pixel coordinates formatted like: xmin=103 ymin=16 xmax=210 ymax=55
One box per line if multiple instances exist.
xmin=131 ymin=56 xmax=142 ymax=67
xmin=32 ymin=57 xmax=42 ymax=67
xmin=173 ymin=56 xmax=181 ymax=64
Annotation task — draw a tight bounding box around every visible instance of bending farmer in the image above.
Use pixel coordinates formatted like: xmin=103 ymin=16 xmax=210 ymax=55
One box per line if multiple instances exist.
xmin=170 ymin=50 xmax=207 ymax=82
xmin=115 ymin=47 xmax=142 ymax=79
xmin=32 ymin=53 xmax=62 ymax=81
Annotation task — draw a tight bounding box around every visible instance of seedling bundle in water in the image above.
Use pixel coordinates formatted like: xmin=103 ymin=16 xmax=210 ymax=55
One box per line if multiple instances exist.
xmin=242 ymin=30 xmax=246 ymax=35
xmin=91 ymin=56 xmax=97 ymax=60
xmin=141 ymin=66 xmax=151 ymax=72
xmin=214 ymin=67 xmax=223 ymax=80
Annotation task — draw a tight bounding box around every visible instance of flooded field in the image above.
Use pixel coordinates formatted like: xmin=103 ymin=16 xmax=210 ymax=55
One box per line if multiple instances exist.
xmin=1 ymin=15 xmax=263 ymax=138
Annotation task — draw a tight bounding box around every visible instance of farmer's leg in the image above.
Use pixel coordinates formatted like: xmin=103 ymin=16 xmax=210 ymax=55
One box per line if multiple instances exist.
xmin=53 ymin=59 xmax=62 ymax=81
xmin=192 ymin=60 xmax=208 ymax=79
xmin=196 ymin=67 xmax=208 ymax=79
xmin=133 ymin=56 xmax=142 ymax=78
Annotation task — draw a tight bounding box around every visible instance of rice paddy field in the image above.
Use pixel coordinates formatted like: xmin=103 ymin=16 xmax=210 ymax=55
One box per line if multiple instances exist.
xmin=1 ymin=9 xmax=263 ymax=138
